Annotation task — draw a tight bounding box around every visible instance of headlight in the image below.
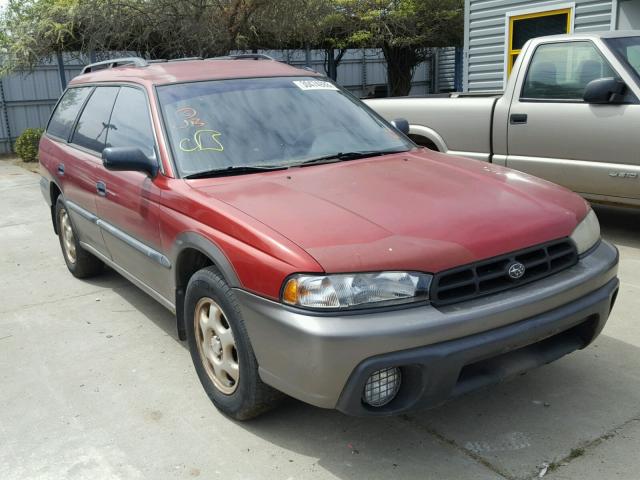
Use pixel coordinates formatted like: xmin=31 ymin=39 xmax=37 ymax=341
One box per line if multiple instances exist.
xmin=281 ymin=271 xmax=432 ymax=309
xmin=570 ymin=209 xmax=600 ymax=255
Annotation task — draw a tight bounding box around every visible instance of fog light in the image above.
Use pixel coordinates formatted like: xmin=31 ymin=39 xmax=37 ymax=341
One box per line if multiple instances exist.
xmin=362 ymin=367 xmax=401 ymax=407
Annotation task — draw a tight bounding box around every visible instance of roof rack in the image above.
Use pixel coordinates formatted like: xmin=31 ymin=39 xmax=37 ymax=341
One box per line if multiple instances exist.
xmin=207 ymin=53 xmax=275 ymax=61
xmin=81 ymin=57 xmax=148 ymax=74
xmin=168 ymin=56 xmax=203 ymax=62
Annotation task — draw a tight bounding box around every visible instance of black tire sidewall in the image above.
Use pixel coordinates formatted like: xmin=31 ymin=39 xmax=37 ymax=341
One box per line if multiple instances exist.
xmin=185 ymin=268 xmax=264 ymax=419
xmin=55 ymin=196 xmax=102 ymax=278
xmin=55 ymin=197 xmax=80 ymax=274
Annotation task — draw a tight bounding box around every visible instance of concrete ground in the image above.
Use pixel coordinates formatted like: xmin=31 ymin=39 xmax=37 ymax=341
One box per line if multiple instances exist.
xmin=1 ymin=160 xmax=639 ymax=480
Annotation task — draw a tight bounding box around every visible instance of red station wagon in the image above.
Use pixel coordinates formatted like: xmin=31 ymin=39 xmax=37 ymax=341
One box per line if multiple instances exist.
xmin=39 ymin=55 xmax=619 ymax=419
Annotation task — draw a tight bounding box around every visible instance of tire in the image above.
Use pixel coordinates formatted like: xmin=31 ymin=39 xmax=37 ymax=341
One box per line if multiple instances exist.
xmin=185 ymin=266 xmax=282 ymax=420
xmin=56 ymin=197 xmax=103 ymax=278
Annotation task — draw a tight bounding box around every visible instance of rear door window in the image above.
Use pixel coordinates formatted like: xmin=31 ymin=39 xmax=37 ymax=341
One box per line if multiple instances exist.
xmin=71 ymin=86 xmax=120 ymax=153
xmin=106 ymin=87 xmax=155 ymax=157
xmin=47 ymin=87 xmax=93 ymax=140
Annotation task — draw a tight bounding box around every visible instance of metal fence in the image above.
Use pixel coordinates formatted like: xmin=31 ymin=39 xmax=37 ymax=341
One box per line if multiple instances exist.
xmin=0 ymin=56 xmax=85 ymax=154
xmin=0 ymin=48 xmax=457 ymax=154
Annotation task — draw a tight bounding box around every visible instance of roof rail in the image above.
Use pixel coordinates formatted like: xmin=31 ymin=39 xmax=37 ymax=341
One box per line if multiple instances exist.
xmin=231 ymin=53 xmax=275 ymax=61
xmin=81 ymin=57 xmax=148 ymax=75
xmin=168 ymin=56 xmax=203 ymax=62
xmin=206 ymin=53 xmax=275 ymax=61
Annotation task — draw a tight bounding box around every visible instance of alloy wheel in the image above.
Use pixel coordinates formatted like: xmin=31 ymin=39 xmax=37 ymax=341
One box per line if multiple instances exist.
xmin=59 ymin=209 xmax=77 ymax=264
xmin=194 ymin=297 xmax=239 ymax=395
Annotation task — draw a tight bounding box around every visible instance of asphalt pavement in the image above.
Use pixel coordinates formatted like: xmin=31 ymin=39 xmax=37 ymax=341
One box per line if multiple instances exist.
xmin=1 ymin=160 xmax=639 ymax=480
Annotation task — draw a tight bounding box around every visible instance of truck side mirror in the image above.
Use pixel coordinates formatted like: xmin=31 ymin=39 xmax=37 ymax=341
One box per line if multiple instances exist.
xmin=391 ymin=118 xmax=410 ymax=135
xmin=583 ymin=77 xmax=627 ymax=104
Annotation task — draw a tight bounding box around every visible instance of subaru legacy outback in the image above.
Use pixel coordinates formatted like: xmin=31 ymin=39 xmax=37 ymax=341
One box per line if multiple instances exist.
xmin=39 ymin=56 xmax=619 ymax=419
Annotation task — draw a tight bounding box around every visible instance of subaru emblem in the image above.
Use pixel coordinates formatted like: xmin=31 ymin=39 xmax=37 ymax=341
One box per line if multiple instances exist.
xmin=507 ymin=262 xmax=526 ymax=280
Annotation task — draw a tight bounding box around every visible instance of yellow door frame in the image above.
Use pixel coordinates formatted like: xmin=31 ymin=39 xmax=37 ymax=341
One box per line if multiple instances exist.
xmin=507 ymin=7 xmax=573 ymax=76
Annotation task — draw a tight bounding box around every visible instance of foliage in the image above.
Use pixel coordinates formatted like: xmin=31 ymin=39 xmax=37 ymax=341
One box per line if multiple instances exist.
xmin=15 ymin=128 xmax=44 ymax=162
xmin=335 ymin=0 xmax=464 ymax=95
xmin=0 ymin=0 xmax=464 ymax=94
xmin=0 ymin=0 xmax=277 ymax=71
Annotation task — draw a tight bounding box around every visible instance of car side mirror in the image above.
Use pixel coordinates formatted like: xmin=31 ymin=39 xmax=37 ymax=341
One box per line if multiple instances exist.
xmin=391 ymin=118 xmax=410 ymax=135
xmin=583 ymin=77 xmax=627 ymax=104
xmin=102 ymin=147 xmax=158 ymax=177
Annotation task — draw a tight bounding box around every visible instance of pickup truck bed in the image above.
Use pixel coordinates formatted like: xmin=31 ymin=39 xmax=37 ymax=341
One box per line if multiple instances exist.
xmin=366 ymin=31 xmax=640 ymax=208
xmin=365 ymin=95 xmax=499 ymax=162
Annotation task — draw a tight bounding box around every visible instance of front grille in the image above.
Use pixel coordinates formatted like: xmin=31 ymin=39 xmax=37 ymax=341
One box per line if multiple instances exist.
xmin=431 ymin=238 xmax=578 ymax=306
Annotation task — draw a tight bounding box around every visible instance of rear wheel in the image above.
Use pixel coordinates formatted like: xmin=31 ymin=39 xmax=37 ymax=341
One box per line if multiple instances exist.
xmin=56 ymin=197 xmax=103 ymax=278
xmin=185 ymin=267 xmax=282 ymax=420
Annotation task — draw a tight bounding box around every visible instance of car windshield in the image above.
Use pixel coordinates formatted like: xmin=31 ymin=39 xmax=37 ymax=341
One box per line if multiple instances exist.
xmin=606 ymin=36 xmax=640 ymax=82
xmin=156 ymin=76 xmax=412 ymax=177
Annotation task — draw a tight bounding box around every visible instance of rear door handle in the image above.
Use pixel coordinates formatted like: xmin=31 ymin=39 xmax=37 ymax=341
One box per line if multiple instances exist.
xmin=96 ymin=181 xmax=107 ymax=197
xmin=510 ymin=113 xmax=528 ymax=125
xmin=57 ymin=164 xmax=65 ymax=176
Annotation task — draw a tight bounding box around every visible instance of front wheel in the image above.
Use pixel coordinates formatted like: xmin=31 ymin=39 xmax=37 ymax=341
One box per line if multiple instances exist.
xmin=185 ymin=267 xmax=282 ymax=420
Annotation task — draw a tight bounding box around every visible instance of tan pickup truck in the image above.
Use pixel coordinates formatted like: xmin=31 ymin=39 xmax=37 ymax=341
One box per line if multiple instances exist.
xmin=366 ymin=31 xmax=640 ymax=208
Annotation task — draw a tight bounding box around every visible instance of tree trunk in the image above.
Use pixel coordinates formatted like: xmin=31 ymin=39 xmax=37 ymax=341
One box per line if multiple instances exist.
xmin=325 ymin=48 xmax=346 ymax=81
xmin=382 ymin=44 xmax=419 ymax=96
xmin=326 ymin=48 xmax=337 ymax=80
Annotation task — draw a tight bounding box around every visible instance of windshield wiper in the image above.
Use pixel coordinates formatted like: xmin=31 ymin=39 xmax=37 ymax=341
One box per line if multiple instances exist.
xmin=184 ymin=165 xmax=288 ymax=179
xmin=295 ymin=149 xmax=408 ymax=167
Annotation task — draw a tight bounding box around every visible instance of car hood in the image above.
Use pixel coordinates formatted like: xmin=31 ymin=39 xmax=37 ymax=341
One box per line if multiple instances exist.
xmin=190 ymin=150 xmax=588 ymax=273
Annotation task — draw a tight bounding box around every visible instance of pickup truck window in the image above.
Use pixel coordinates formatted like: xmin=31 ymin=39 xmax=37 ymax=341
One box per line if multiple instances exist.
xmin=157 ymin=76 xmax=411 ymax=177
xmin=521 ymin=41 xmax=616 ymax=101
xmin=606 ymin=36 xmax=640 ymax=83
xmin=72 ymin=87 xmax=120 ymax=153
xmin=47 ymin=87 xmax=92 ymax=140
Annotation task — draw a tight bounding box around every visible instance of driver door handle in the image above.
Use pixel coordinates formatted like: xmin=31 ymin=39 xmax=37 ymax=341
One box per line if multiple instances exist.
xmin=510 ymin=113 xmax=528 ymax=125
xmin=96 ymin=181 xmax=107 ymax=197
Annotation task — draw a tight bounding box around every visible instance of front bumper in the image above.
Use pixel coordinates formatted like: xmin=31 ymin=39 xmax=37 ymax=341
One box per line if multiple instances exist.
xmin=235 ymin=240 xmax=619 ymax=415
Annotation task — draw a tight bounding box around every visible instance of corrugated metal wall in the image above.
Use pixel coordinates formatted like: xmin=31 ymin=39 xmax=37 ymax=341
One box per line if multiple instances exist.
xmin=0 ymin=58 xmax=84 ymax=154
xmin=464 ymin=0 xmax=614 ymax=92
xmin=251 ymin=48 xmax=432 ymax=97
xmin=437 ymin=47 xmax=458 ymax=92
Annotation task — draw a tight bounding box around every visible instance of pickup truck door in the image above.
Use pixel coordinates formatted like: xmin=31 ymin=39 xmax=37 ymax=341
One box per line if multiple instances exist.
xmin=506 ymin=40 xmax=640 ymax=203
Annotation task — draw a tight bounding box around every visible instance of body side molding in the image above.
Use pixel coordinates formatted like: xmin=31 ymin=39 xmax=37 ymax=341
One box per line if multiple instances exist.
xmin=67 ymin=199 xmax=171 ymax=269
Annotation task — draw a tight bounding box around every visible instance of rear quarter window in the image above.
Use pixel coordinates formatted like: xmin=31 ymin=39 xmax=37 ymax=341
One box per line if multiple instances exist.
xmin=47 ymin=87 xmax=93 ymax=140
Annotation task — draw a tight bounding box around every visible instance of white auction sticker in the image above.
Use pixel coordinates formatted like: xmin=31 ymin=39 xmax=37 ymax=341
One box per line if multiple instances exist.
xmin=293 ymin=80 xmax=339 ymax=91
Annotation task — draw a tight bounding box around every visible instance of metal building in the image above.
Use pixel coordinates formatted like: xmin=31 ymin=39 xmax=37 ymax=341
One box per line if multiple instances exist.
xmin=464 ymin=0 xmax=640 ymax=92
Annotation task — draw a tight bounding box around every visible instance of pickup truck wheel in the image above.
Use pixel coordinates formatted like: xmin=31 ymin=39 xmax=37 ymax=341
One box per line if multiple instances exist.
xmin=55 ymin=198 xmax=103 ymax=278
xmin=185 ymin=267 xmax=282 ymax=420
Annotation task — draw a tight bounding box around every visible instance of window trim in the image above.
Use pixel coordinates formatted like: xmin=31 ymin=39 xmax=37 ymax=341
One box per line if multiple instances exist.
xmin=518 ymin=40 xmax=627 ymax=104
xmin=504 ymin=3 xmax=575 ymax=83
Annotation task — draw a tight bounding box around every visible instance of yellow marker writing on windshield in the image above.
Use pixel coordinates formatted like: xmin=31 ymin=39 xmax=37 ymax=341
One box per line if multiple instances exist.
xmin=179 ymin=129 xmax=224 ymax=153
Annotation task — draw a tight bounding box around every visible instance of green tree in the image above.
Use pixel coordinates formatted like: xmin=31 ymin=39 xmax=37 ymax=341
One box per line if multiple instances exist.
xmin=0 ymin=0 xmax=277 ymax=71
xmin=339 ymin=0 xmax=463 ymax=96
